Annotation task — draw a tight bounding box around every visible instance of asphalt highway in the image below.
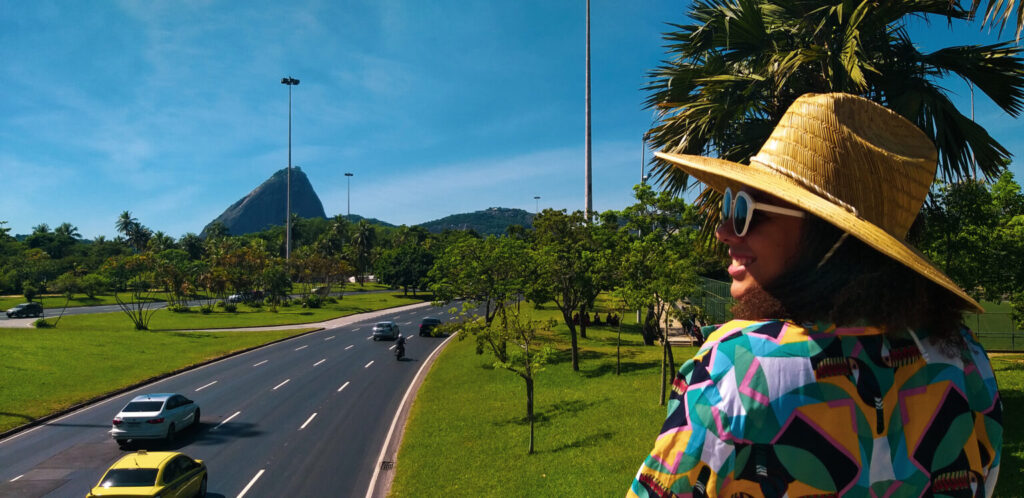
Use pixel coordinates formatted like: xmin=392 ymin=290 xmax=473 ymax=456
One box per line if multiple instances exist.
xmin=0 ymin=302 xmax=468 ymax=497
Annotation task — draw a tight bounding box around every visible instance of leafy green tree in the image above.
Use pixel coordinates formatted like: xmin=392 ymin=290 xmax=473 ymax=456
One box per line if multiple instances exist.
xmin=103 ymin=253 xmax=160 ymax=330
xmin=430 ymin=235 xmax=531 ymax=325
xmin=646 ymin=0 xmax=1024 ymax=237
xmin=262 ymin=260 xmax=292 ymax=312
xmin=79 ymin=273 xmax=109 ymax=299
xmin=964 ymin=0 xmax=1024 ymax=41
xmin=440 ymin=303 xmax=554 ymax=454
xmin=50 ymin=271 xmax=80 ymax=326
xmin=178 ymin=233 xmax=204 ymax=260
xmin=530 ymin=209 xmax=602 ymax=371
xmin=376 ymin=241 xmax=434 ymax=296
xmin=22 ymin=279 xmax=41 ymax=302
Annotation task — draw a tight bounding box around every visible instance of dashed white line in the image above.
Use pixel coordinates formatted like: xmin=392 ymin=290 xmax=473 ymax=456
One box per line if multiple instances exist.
xmin=253 ymin=360 xmax=268 ymax=367
xmin=238 ymin=469 xmax=265 ymax=498
xmin=345 ymin=345 xmax=354 ymax=350
xmin=10 ymin=475 xmax=23 ymax=482
xmin=273 ymin=379 xmax=290 ymax=390
xmin=195 ymin=381 xmax=217 ymax=392
xmin=366 ymin=336 xmax=373 ymax=340
xmin=364 ymin=361 xmax=374 ymax=368
xmin=338 ymin=381 xmax=350 ymax=392
xmin=314 ymin=359 xmax=326 ymax=367
xmin=300 ymin=412 xmax=317 ymax=430
xmin=295 ymin=345 xmax=308 ymax=351
xmin=352 ymin=327 xmax=361 ymax=332
xmin=389 ymin=344 xmax=396 ymax=350
xmin=325 ymin=335 xmax=335 ymax=341
xmin=213 ymin=411 xmax=241 ymax=431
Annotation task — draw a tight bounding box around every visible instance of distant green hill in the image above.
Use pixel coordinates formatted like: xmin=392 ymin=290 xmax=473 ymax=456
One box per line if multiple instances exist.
xmin=417 ymin=207 xmax=533 ymax=236
xmin=340 ymin=214 xmax=396 ymax=228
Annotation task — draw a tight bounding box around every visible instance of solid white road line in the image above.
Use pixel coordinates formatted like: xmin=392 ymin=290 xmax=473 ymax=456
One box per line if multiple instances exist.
xmin=338 ymin=381 xmax=350 ymax=392
xmin=253 ymin=360 xmax=268 ymax=367
xmin=273 ymin=379 xmax=290 ymax=390
xmin=295 ymin=345 xmax=308 ymax=351
xmin=213 ymin=411 xmax=241 ymax=431
xmin=314 ymin=359 xmax=326 ymax=366
xmin=389 ymin=344 xmax=396 ymax=350
xmin=10 ymin=475 xmax=22 ymax=482
xmin=195 ymin=381 xmax=217 ymax=392
xmin=237 ymin=469 xmax=265 ymax=498
xmin=325 ymin=335 xmax=335 ymax=341
xmin=300 ymin=413 xmax=317 ymax=430
xmin=345 ymin=345 xmax=354 ymax=350
xmin=364 ymin=361 xmax=374 ymax=368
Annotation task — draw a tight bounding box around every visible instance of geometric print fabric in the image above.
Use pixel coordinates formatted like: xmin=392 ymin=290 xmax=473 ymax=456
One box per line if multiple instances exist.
xmin=629 ymin=320 xmax=1002 ymax=497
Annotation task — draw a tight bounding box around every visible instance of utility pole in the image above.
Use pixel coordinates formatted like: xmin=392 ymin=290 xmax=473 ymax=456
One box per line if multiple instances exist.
xmin=345 ymin=172 xmax=354 ymax=219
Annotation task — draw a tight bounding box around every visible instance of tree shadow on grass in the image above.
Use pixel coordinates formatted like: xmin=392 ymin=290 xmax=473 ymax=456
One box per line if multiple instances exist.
xmin=997 ymin=388 xmax=1024 ymax=491
xmin=546 ymin=348 xmax=605 ymax=367
xmin=540 ymin=431 xmax=615 ymax=454
xmin=579 ymin=359 xmax=662 ymax=379
xmin=495 ymin=399 xmax=603 ymax=427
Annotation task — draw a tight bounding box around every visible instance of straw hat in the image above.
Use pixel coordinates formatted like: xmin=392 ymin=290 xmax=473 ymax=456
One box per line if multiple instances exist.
xmin=655 ymin=92 xmax=983 ymax=313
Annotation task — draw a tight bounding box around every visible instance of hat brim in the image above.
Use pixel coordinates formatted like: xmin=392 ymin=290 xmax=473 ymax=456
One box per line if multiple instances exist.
xmin=655 ymin=151 xmax=984 ymax=314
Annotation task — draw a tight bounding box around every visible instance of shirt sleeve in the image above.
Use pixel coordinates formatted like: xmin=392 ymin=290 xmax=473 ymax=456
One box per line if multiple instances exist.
xmin=628 ymin=341 xmax=734 ymax=497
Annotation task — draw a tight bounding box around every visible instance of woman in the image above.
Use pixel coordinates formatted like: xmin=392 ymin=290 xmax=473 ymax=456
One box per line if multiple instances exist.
xmin=630 ymin=93 xmax=1002 ymax=497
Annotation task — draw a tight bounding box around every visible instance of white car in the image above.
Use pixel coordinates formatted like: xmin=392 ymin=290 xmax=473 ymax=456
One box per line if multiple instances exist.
xmin=111 ymin=393 xmax=200 ymax=448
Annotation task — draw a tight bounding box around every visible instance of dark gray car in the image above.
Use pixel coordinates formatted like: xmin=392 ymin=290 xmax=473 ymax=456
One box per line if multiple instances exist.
xmin=6 ymin=302 xmax=43 ymax=318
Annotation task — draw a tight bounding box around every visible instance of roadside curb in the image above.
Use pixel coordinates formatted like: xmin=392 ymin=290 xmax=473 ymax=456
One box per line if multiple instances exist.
xmin=365 ymin=331 xmax=458 ymax=498
xmin=0 ymin=301 xmax=437 ymax=442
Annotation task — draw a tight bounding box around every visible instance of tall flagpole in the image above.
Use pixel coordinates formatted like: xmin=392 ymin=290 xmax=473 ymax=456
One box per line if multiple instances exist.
xmin=584 ymin=0 xmax=592 ymax=220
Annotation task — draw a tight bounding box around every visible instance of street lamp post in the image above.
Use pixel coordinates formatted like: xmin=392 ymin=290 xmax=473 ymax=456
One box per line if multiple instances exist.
xmin=281 ymin=76 xmax=300 ymax=260
xmin=534 ymin=195 xmax=540 ymax=214
xmin=345 ymin=172 xmax=354 ymax=219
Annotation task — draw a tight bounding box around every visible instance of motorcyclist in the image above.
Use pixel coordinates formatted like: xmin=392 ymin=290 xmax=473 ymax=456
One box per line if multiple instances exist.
xmin=395 ymin=334 xmax=406 ymax=360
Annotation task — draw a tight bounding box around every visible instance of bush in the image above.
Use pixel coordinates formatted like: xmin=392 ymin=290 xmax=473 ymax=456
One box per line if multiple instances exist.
xmin=216 ymin=301 xmax=226 ymax=308
xmin=168 ymin=305 xmax=191 ymax=313
xmin=200 ymin=305 xmax=213 ymax=314
xmin=304 ymin=295 xmax=323 ymax=309
xmin=33 ymin=318 xmax=53 ymax=328
xmin=325 ymin=297 xmax=338 ymax=304
xmin=224 ymin=303 xmax=237 ymax=313
xmin=281 ymin=300 xmax=291 ymax=308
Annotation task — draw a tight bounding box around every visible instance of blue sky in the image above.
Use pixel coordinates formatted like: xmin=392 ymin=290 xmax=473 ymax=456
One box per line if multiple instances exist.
xmin=2 ymin=2 xmax=1022 ymax=239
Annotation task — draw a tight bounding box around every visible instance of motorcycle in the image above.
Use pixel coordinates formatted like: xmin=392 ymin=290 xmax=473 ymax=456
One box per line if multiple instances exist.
xmin=395 ymin=336 xmax=406 ymax=361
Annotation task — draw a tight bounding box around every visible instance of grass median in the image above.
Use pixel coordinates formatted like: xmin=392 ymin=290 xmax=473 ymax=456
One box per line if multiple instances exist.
xmin=0 ymin=292 xmax=431 ymax=434
xmin=392 ymin=304 xmax=1024 ymax=495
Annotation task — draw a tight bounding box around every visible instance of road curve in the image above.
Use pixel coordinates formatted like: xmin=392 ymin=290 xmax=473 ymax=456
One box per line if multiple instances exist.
xmin=0 ymin=301 xmax=469 ymax=498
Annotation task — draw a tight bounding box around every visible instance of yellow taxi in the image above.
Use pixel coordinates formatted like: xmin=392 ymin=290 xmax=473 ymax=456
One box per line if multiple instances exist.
xmin=87 ymin=450 xmax=207 ymax=497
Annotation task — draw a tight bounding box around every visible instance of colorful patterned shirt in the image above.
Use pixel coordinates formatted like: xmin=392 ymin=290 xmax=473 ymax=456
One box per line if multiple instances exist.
xmin=630 ymin=320 xmax=1002 ymax=497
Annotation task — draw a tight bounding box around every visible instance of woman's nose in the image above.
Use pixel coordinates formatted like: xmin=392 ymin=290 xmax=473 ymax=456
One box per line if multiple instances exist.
xmin=715 ymin=218 xmax=740 ymax=244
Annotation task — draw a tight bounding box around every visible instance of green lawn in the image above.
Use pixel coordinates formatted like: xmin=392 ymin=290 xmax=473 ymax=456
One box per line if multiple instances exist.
xmin=0 ymin=292 xmax=431 ymax=434
xmin=392 ymin=303 xmax=1024 ymax=496
xmin=0 ymin=292 xmax=167 ymax=310
xmin=391 ymin=303 xmax=684 ymax=496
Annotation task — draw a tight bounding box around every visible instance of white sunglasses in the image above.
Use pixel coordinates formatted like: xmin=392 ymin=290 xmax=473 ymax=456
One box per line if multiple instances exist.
xmin=721 ymin=188 xmax=805 ymax=237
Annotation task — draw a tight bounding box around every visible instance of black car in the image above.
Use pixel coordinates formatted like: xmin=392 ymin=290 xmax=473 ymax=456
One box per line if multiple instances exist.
xmin=6 ymin=302 xmax=43 ymax=318
xmin=419 ymin=317 xmax=443 ymax=336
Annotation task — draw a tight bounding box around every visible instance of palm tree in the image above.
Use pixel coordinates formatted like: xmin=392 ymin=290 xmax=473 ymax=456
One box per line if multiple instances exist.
xmin=965 ymin=0 xmax=1024 ymax=41
xmin=645 ymin=0 xmax=1024 ymax=233
xmin=115 ymin=211 xmax=137 ymax=239
xmin=350 ymin=220 xmax=377 ymax=284
xmin=54 ymin=222 xmax=80 ymax=240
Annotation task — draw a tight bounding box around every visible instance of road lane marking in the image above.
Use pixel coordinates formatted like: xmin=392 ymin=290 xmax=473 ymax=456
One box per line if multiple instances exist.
xmin=389 ymin=344 xmax=396 ymax=350
xmin=325 ymin=335 xmax=335 ymax=341
xmin=238 ymin=469 xmax=264 ymax=498
xmin=213 ymin=411 xmax=241 ymax=431
xmin=366 ymin=336 xmax=373 ymax=340
xmin=352 ymin=327 xmax=361 ymax=331
xmin=364 ymin=361 xmax=374 ymax=368
xmin=11 ymin=475 xmax=22 ymax=482
xmin=295 ymin=345 xmax=308 ymax=351
xmin=338 ymin=381 xmax=350 ymax=392
xmin=273 ymin=379 xmax=290 ymax=390
xmin=345 ymin=345 xmax=354 ymax=350
xmin=195 ymin=381 xmax=217 ymax=392
xmin=314 ymin=359 xmax=326 ymax=366
xmin=253 ymin=360 xmax=268 ymax=367
xmin=300 ymin=413 xmax=317 ymax=430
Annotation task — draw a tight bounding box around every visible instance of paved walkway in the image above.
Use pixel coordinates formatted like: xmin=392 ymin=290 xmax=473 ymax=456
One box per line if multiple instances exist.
xmin=0 ymin=301 xmax=437 ymax=331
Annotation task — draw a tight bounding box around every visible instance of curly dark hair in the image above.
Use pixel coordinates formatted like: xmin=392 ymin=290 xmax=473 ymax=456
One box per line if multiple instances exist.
xmin=732 ymin=215 xmax=970 ymax=350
